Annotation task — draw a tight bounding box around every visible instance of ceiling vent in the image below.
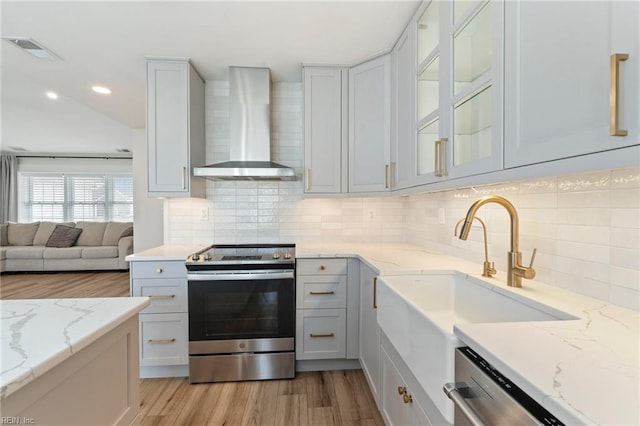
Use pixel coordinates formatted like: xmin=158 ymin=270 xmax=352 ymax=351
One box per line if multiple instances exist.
xmin=2 ymin=37 xmax=62 ymax=61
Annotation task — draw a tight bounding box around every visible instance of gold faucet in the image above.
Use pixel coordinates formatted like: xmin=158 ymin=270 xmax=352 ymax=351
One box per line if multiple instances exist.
xmin=455 ymin=217 xmax=496 ymax=278
xmin=458 ymin=195 xmax=537 ymax=288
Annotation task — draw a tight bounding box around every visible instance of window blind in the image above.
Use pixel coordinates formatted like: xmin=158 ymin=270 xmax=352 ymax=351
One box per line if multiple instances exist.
xmin=19 ymin=174 xmax=133 ymax=222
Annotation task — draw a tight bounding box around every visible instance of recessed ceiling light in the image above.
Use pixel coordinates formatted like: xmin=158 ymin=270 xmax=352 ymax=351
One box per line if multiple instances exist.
xmin=46 ymin=91 xmax=59 ymax=100
xmin=92 ymin=86 xmax=111 ymax=95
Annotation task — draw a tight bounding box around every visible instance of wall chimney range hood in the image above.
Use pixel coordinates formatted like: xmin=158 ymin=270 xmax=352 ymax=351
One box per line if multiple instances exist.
xmin=193 ymin=67 xmax=296 ymax=180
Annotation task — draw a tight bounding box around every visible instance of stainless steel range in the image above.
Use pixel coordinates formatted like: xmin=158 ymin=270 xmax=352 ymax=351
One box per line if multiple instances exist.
xmin=186 ymin=244 xmax=295 ymax=383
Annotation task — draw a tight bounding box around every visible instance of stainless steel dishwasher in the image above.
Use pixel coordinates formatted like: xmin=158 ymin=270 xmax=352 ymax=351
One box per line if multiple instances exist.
xmin=444 ymin=347 xmax=565 ymax=426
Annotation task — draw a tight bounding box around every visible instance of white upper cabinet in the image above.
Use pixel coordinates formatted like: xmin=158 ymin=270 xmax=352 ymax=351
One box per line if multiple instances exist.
xmin=415 ymin=0 xmax=504 ymax=186
xmin=303 ymin=67 xmax=348 ymax=194
xmin=391 ymin=22 xmax=416 ymax=190
xmin=147 ymin=59 xmax=205 ymax=198
xmin=349 ymin=55 xmax=392 ymax=193
xmin=504 ymin=0 xmax=639 ymax=168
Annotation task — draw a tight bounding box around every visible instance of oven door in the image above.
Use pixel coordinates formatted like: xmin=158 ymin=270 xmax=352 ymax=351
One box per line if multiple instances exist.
xmin=187 ymin=270 xmax=295 ymax=343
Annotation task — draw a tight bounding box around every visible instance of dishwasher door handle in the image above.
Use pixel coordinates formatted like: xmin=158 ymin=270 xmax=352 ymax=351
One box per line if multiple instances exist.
xmin=443 ymin=382 xmax=487 ymax=426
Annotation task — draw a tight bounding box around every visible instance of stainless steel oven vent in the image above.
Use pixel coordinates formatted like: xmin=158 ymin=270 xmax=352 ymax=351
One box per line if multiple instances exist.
xmin=193 ymin=67 xmax=296 ymax=181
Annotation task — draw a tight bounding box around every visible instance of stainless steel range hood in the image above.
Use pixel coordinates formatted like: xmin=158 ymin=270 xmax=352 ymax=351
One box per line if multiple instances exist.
xmin=193 ymin=67 xmax=296 ymax=180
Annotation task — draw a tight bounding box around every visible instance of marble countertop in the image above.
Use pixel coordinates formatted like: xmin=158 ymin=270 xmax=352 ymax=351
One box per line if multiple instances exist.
xmin=124 ymin=242 xmax=638 ymax=423
xmin=125 ymin=244 xmax=205 ymax=262
xmin=297 ymin=243 xmax=640 ymax=425
xmin=1 ymin=297 xmax=150 ymax=399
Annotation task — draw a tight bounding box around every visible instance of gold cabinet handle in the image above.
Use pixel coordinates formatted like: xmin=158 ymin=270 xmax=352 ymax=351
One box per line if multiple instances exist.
xmin=319 ymin=265 xmax=326 ymax=271
xmin=148 ymin=294 xmax=176 ymax=300
xmin=398 ymin=386 xmax=407 ymax=395
xmin=147 ymin=338 xmax=176 ymax=344
xmin=310 ymin=333 xmax=335 ymax=338
xmin=309 ymin=291 xmax=335 ymax=295
xmin=403 ymin=394 xmax=413 ymax=404
xmin=610 ymin=53 xmax=629 ymax=136
xmin=305 ymin=168 xmax=311 ymax=191
xmin=384 ymin=164 xmax=389 ymax=189
xmin=155 ymin=268 xmax=163 ymax=274
xmin=373 ymin=276 xmax=377 ymax=309
xmin=439 ymin=138 xmax=448 ymax=177
xmin=182 ymin=166 xmax=187 ymax=190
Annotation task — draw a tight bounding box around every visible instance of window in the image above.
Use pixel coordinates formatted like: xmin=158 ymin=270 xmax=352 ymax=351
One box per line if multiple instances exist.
xmin=19 ymin=174 xmax=133 ymax=222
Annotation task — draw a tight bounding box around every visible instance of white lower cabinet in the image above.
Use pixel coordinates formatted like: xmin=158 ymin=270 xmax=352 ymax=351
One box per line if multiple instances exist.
xmin=379 ymin=332 xmax=445 ymax=426
xmin=139 ymin=313 xmax=188 ymax=366
xmin=130 ymin=259 xmax=189 ymax=378
xmin=295 ymin=258 xmax=360 ymax=365
xmin=296 ymin=309 xmax=346 ymax=360
xmin=359 ymin=263 xmax=381 ymax=403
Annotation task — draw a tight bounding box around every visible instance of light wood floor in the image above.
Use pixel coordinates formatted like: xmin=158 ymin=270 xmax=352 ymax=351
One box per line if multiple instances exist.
xmin=0 ymin=271 xmax=384 ymax=425
xmin=0 ymin=271 xmax=131 ymax=299
xmin=140 ymin=371 xmax=384 ymax=426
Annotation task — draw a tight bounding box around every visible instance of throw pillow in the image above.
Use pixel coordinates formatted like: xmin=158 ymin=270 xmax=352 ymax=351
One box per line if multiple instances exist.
xmin=46 ymin=225 xmax=83 ymax=248
xmin=7 ymin=222 xmax=40 ymax=246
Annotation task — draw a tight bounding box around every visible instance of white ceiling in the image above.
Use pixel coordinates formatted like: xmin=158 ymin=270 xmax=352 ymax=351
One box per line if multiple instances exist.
xmin=1 ymin=0 xmax=420 ymax=156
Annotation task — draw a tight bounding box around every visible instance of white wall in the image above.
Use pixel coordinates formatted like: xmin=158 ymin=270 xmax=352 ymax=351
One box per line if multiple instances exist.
xmin=132 ymin=129 xmax=164 ymax=252
xmin=164 ymin=82 xmax=640 ymax=311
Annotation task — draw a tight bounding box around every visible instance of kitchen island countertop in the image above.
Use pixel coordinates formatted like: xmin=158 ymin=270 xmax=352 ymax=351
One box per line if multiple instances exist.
xmin=0 ymin=297 xmax=149 ymax=399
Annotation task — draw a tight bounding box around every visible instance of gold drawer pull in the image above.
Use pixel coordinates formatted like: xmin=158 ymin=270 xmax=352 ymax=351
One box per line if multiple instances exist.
xmin=319 ymin=265 xmax=326 ymax=271
xmin=155 ymin=268 xmax=163 ymax=274
xmin=610 ymin=53 xmax=629 ymax=136
xmin=309 ymin=291 xmax=335 ymax=295
xmin=148 ymin=294 xmax=176 ymax=300
xmin=147 ymin=338 xmax=176 ymax=344
xmin=398 ymin=386 xmax=407 ymax=395
xmin=403 ymin=394 xmax=413 ymax=404
xmin=310 ymin=333 xmax=335 ymax=338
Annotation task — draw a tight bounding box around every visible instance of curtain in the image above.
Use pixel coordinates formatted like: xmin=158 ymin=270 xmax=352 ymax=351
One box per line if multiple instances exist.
xmin=1 ymin=155 xmax=18 ymax=222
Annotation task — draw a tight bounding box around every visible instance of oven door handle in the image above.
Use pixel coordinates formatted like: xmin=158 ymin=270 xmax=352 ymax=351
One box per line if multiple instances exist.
xmin=187 ymin=271 xmax=294 ymax=281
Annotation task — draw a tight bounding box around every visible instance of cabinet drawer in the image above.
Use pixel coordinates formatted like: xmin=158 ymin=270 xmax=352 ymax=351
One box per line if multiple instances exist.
xmin=139 ymin=313 xmax=188 ymax=366
xmin=296 ymin=258 xmax=347 ymax=275
xmin=131 ymin=260 xmax=186 ymax=279
xmin=297 ymin=275 xmax=347 ymax=309
xmin=296 ymin=309 xmax=346 ymax=360
xmin=132 ymin=278 xmax=187 ymax=314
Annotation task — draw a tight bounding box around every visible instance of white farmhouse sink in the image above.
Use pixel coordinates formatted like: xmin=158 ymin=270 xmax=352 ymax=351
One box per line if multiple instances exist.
xmin=376 ymin=273 xmax=576 ymax=424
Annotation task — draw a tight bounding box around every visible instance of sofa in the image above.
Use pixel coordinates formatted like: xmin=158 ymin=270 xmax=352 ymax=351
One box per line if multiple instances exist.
xmin=0 ymin=221 xmax=133 ymax=273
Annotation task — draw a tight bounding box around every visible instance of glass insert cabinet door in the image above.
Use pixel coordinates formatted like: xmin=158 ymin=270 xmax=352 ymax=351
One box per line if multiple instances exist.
xmin=452 ymin=1 xmax=493 ymax=168
xmin=416 ymin=0 xmax=442 ymax=182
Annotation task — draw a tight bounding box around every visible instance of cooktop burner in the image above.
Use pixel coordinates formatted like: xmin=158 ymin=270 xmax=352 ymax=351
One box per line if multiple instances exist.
xmin=186 ymin=244 xmax=295 ymax=267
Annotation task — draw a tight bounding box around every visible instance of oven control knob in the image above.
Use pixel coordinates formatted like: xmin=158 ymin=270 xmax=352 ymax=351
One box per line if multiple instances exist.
xmin=204 ymin=253 xmax=212 ymax=261
xmin=192 ymin=254 xmax=200 ymax=261
xmin=273 ymin=253 xmax=281 ymax=260
xmin=284 ymin=252 xmax=292 ymax=260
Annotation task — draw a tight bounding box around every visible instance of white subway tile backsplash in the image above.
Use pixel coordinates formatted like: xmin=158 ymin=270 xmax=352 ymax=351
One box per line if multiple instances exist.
xmin=610 ymin=266 xmax=640 ymax=292
xmin=557 ymin=224 xmax=610 ymax=245
xmin=163 ymin=81 xmax=639 ymax=310
xmin=608 ymin=285 xmax=640 ymax=311
xmin=611 ymin=188 xmax=640 ymax=209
